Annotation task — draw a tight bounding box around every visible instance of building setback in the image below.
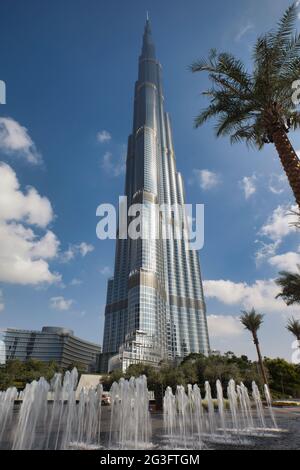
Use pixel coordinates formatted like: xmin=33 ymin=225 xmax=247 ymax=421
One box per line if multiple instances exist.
xmin=2 ymin=326 xmax=101 ymax=372
xmin=100 ymin=19 xmax=210 ymax=372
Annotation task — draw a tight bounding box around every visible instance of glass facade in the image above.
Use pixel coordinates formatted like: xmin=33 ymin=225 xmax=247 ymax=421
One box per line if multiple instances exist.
xmin=101 ymin=19 xmax=210 ymax=372
xmin=2 ymin=326 xmax=101 ymax=372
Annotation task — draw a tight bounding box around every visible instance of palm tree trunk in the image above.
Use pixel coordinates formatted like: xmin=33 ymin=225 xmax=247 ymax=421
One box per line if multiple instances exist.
xmin=272 ymin=128 xmax=300 ymax=208
xmin=253 ymin=334 xmax=268 ymax=385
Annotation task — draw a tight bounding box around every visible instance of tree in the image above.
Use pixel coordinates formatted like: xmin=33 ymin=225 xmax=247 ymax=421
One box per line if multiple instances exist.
xmin=240 ymin=308 xmax=268 ymax=385
xmin=276 ymin=265 xmax=300 ymax=305
xmin=191 ymin=3 xmax=300 ymax=207
xmin=265 ymin=358 xmax=300 ymax=398
xmin=101 ymin=369 xmax=124 ymax=390
xmin=286 ymin=316 xmax=300 ymax=342
xmin=66 ymin=361 xmax=85 ymax=373
xmin=0 ymin=360 xmax=62 ymax=390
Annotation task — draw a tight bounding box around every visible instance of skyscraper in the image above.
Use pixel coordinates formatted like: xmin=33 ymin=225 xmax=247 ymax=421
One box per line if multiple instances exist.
xmin=100 ymin=18 xmax=210 ymax=372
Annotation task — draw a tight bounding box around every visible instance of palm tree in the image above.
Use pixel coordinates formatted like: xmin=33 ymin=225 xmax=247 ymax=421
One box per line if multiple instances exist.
xmin=286 ymin=317 xmax=300 ymax=343
xmin=191 ymin=3 xmax=300 ymax=207
xmin=240 ymin=309 xmax=268 ymax=385
xmin=276 ymin=265 xmax=300 ymax=305
xmin=289 ymin=209 xmax=300 ymax=229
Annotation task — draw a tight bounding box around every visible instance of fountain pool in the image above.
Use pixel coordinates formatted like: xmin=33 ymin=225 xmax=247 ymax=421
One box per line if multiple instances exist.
xmin=0 ymin=369 xmax=298 ymax=450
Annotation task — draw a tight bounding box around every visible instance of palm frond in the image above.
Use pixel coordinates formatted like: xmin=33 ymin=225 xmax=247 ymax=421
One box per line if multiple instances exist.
xmin=217 ymin=53 xmax=252 ymax=89
xmin=191 ymin=3 xmax=300 ymax=153
xmin=240 ymin=308 xmax=264 ymax=334
xmin=286 ymin=316 xmax=300 ymax=340
xmin=275 ymin=265 xmax=300 ymax=305
xmin=190 ymin=48 xmax=218 ymax=73
xmin=194 ymin=104 xmax=219 ymax=128
xmin=273 ymin=3 xmax=298 ymax=46
xmin=230 ymin=126 xmax=258 ymax=146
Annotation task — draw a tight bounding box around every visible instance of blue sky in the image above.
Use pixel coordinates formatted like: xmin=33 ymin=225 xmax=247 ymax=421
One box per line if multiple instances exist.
xmin=0 ymin=0 xmax=299 ymax=361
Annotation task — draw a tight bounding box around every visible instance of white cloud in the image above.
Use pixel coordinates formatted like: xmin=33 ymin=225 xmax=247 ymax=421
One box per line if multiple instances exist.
xmin=31 ymin=231 xmax=60 ymax=260
xmin=78 ymin=242 xmax=94 ymax=257
xmin=204 ymin=278 xmax=300 ymax=314
xmin=208 ymin=315 xmax=243 ymax=338
xmin=235 ymin=23 xmax=254 ymax=42
xmin=255 ymin=204 xmax=298 ymax=265
xmin=0 ymin=163 xmax=61 ymax=285
xmin=191 ymin=169 xmax=220 ymax=190
xmin=204 ymin=280 xmax=249 ymax=305
xmin=255 ymin=240 xmax=280 ymax=265
xmin=100 ymin=266 xmax=112 ymax=276
xmin=50 ymin=296 xmax=74 ymax=311
xmin=0 ymin=223 xmax=60 ymax=285
xmin=0 ymin=117 xmax=41 ymax=164
xmin=97 ymin=130 xmax=111 ymax=143
xmin=101 ymin=151 xmax=125 ymax=177
xmin=0 ymin=162 xmax=53 ymax=228
xmin=0 ymin=290 xmax=4 ymax=312
xmin=240 ymin=175 xmax=256 ymax=199
xmin=268 ymin=251 xmax=300 ymax=272
xmin=61 ymin=242 xmax=94 ymax=262
xmin=62 ymin=247 xmax=75 ymax=263
xmin=259 ymin=204 xmax=297 ymax=242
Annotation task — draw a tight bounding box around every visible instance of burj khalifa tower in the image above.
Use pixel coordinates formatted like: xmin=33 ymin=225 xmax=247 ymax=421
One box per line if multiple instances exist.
xmin=100 ymin=18 xmax=210 ymax=372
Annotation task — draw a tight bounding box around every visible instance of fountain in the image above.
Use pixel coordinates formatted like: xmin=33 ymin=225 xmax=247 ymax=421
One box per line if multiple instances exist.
xmin=0 ymin=369 xmax=282 ymax=450
xmin=0 ymin=386 xmax=18 ymax=444
xmin=109 ymin=376 xmax=151 ymax=449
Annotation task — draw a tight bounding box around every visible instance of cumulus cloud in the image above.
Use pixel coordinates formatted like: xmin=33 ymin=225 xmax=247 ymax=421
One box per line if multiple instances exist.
xmin=61 ymin=242 xmax=94 ymax=262
xmin=207 ymin=315 xmax=243 ymax=338
xmin=255 ymin=204 xmax=298 ymax=265
xmin=0 ymin=162 xmax=53 ymax=228
xmin=101 ymin=151 xmax=125 ymax=177
xmin=191 ymin=169 xmax=220 ymax=190
xmin=204 ymin=280 xmax=248 ymax=305
xmin=50 ymin=296 xmax=74 ymax=311
xmin=268 ymin=251 xmax=300 ymax=272
xmin=0 ymin=223 xmax=60 ymax=285
xmin=0 ymin=117 xmax=41 ymax=164
xmin=0 ymin=163 xmax=61 ymax=285
xmin=204 ymin=278 xmax=300 ymax=314
xmin=97 ymin=130 xmax=111 ymax=143
xmin=259 ymin=204 xmax=297 ymax=242
xmin=240 ymin=175 xmax=256 ymax=199
xmin=31 ymin=231 xmax=60 ymax=260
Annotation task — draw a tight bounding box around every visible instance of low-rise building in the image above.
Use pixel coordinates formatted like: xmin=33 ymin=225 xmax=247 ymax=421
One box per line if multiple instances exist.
xmin=2 ymin=326 xmax=101 ymax=372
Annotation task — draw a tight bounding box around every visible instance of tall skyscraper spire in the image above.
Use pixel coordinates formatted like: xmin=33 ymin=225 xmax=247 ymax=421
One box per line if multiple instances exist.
xmin=100 ymin=19 xmax=210 ymax=372
xmin=141 ymin=16 xmax=155 ymax=59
